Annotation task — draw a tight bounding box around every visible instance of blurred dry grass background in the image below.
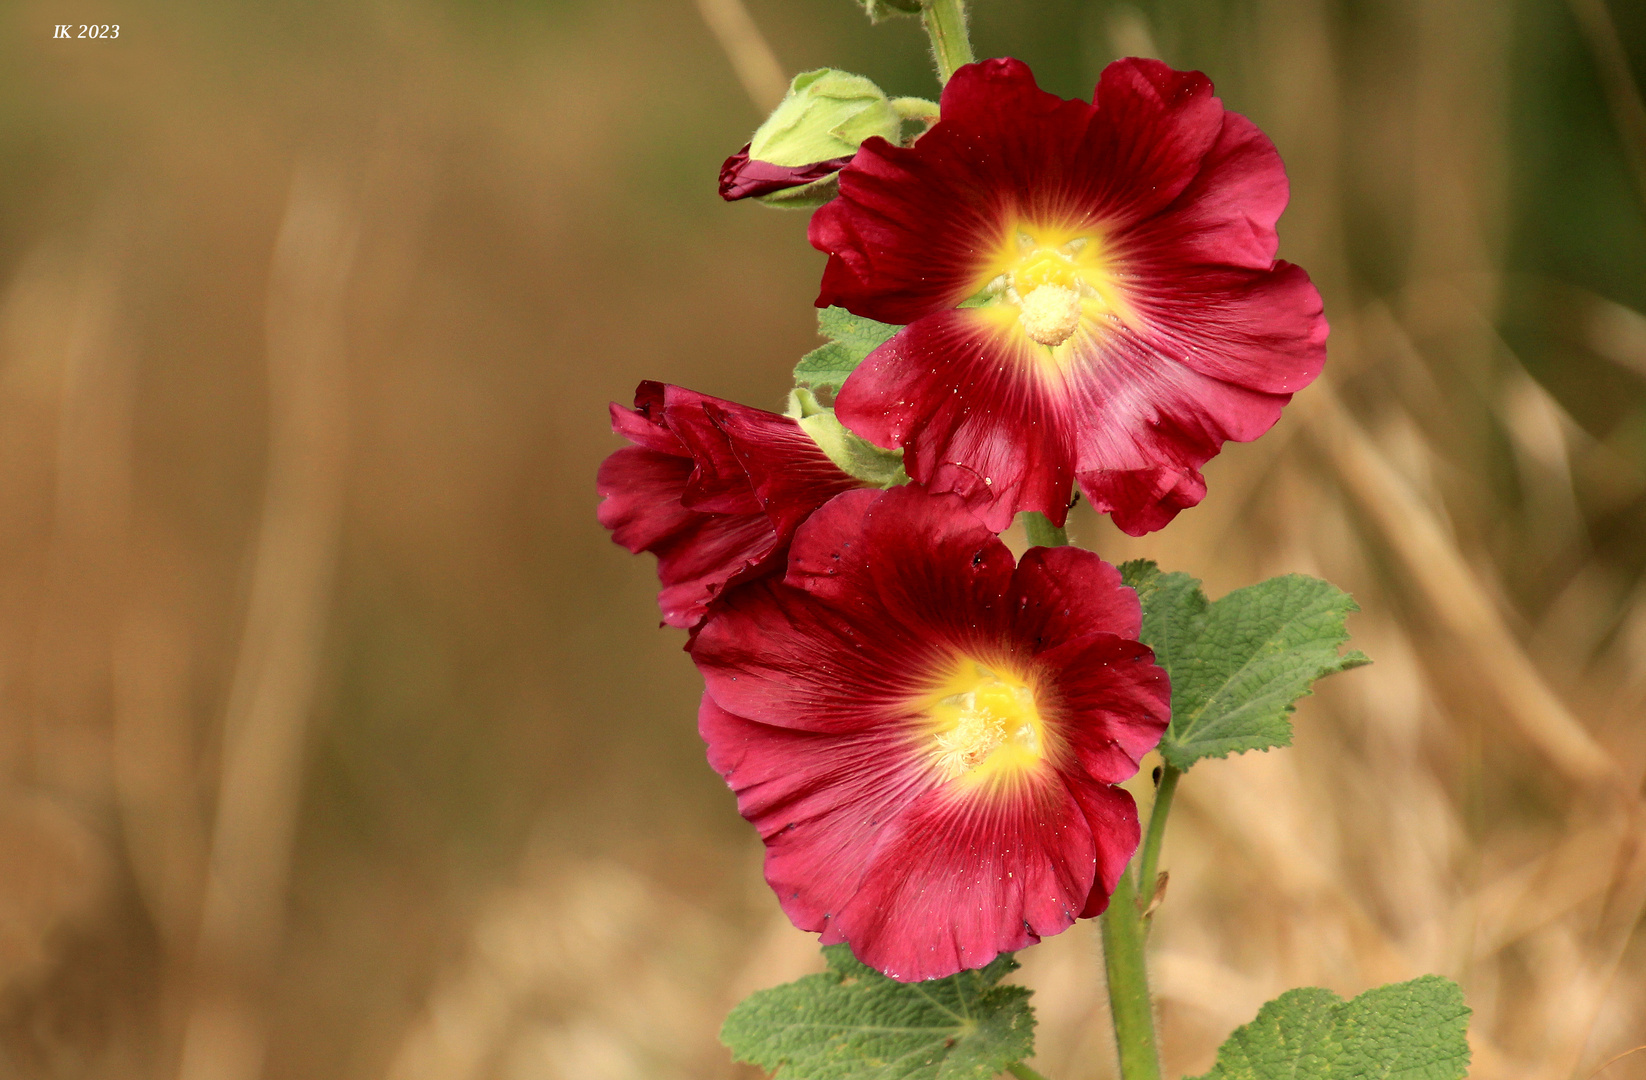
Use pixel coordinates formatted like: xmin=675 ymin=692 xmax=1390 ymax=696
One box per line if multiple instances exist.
xmin=0 ymin=0 xmax=1642 ymax=1078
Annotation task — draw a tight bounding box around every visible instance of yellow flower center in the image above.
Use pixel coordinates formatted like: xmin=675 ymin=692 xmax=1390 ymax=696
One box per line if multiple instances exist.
xmin=972 ymin=222 xmax=1132 ymax=354
xmin=923 ymin=658 xmax=1047 ymax=786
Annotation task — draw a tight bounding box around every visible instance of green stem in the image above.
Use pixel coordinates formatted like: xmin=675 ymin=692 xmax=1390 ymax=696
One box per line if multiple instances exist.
xmin=1100 ymin=872 xmax=1164 ymax=1080
xmin=1134 ymin=763 xmax=1179 ymax=927
xmin=1021 ymin=511 xmax=1067 ymax=548
xmin=920 ymin=0 xmax=974 ymax=84
xmin=1006 ymin=1063 xmax=1053 ymax=1080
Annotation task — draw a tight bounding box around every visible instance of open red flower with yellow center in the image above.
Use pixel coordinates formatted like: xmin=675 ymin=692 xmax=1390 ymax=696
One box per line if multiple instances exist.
xmin=690 ymin=486 xmax=1168 ymax=981
xmin=810 ymin=57 xmax=1328 ymax=535
xmin=597 ymin=382 xmax=864 ymax=628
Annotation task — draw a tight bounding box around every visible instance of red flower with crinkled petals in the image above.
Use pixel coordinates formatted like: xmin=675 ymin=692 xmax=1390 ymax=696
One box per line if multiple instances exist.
xmin=809 ymin=57 xmax=1328 ymax=535
xmin=597 ymin=382 xmax=864 ymax=629
xmin=689 ymin=485 xmax=1168 ymax=981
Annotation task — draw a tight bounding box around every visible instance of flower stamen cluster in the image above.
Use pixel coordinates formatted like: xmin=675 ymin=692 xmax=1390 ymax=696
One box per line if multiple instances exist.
xmin=925 ymin=659 xmax=1045 ymax=782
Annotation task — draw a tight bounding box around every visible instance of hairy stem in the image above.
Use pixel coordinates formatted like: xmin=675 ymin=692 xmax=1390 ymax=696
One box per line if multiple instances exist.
xmin=1134 ymin=763 xmax=1180 ymax=928
xmin=920 ymin=0 xmax=974 ymax=85
xmin=1021 ymin=511 xmax=1067 ymax=548
xmin=1006 ymin=1063 xmax=1053 ymax=1080
xmin=1100 ymin=872 xmax=1164 ymax=1080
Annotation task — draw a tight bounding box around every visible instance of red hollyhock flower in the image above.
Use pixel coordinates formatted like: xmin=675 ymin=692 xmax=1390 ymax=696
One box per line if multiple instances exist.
xmin=690 ymin=486 xmax=1168 ymax=981
xmin=809 ymin=57 xmax=1328 ymax=536
xmin=597 ymin=382 xmax=863 ymax=629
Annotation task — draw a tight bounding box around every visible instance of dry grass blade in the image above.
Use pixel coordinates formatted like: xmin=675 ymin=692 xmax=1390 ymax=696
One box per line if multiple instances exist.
xmin=1297 ymin=378 xmax=1618 ymax=791
xmin=1566 ymin=0 xmax=1646 ymax=213
xmin=694 ymin=0 xmax=788 ymax=112
xmin=177 ymin=167 xmax=356 ymax=1080
xmin=1592 ymin=1045 xmax=1646 ymax=1079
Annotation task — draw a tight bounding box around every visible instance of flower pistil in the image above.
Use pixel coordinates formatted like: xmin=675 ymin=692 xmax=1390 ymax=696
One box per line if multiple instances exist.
xmin=974 ymin=224 xmax=1132 ymax=351
xmin=924 ymin=658 xmax=1047 ymax=785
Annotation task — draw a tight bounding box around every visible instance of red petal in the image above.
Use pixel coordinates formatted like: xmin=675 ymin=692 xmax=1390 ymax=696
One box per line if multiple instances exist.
xmin=1038 ymin=632 xmax=1170 ymax=782
xmin=811 ymin=59 xmax=1101 ymax=324
xmin=835 ymin=310 xmax=1080 ymax=532
xmin=825 ymin=777 xmax=1096 ymax=982
xmin=704 ymin=402 xmax=862 ymax=535
xmin=1137 ymin=109 xmax=1289 ymax=271
xmin=1067 ymin=780 xmax=1142 ymax=918
xmin=785 ymin=486 xmax=1015 ymax=626
xmin=596 ymin=445 xmax=776 ymax=628
xmin=720 ymin=144 xmax=855 ymax=202
xmin=608 ymin=382 xmax=682 ymax=455
xmin=691 ymin=489 xmax=1013 ymax=733
xmin=1009 ymin=546 xmax=1143 ymax=644
xmin=1086 ymin=58 xmax=1224 ymax=223
xmin=690 ymin=572 xmax=942 ymax=733
xmin=700 ymin=694 xmax=932 ymax=934
xmin=599 ymin=383 xmax=866 ymax=628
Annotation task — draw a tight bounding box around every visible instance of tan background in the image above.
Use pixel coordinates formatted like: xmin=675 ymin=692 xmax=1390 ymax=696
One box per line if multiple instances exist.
xmin=1 ymin=0 xmax=1644 ymax=1077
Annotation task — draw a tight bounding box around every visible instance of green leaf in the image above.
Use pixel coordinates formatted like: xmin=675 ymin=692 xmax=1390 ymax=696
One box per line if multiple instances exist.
xmin=721 ymin=945 xmax=1036 ymax=1080
xmin=1191 ymin=975 xmax=1471 ymax=1080
xmin=1119 ymin=561 xmax=1370 ymax=770
xmin=793 ymin=307 xmax=901 ymax=396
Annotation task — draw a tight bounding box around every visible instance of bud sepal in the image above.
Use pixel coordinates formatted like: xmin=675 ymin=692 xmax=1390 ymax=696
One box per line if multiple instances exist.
xmin=720 ymin=69 xmax=936 ymax=208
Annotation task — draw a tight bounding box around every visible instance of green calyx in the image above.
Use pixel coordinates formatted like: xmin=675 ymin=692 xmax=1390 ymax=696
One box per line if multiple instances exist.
xmin=740 ymin=71 xmax=937 ymax=209
xmin=788 ymin=388 xmax=907 ymax=489
xmin=751 ymin=70 xmax=907 ymax=168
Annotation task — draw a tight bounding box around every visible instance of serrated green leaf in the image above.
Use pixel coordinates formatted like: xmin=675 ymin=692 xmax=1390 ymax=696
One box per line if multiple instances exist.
xmin=721 ymin=945 xmax=1035 ymax=1080
xmin=1119 ymin=561 xmax=1370 ymax=770
xmin=793 ymin=308 xmax=901 ymax=395
xmin=1191 ymin=975 xmax=1471 ymax=1080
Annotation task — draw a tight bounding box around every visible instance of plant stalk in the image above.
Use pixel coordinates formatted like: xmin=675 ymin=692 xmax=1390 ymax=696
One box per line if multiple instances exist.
xmin=1134 ymin=763 xmax=1179 ymax=927
xmin=1021 ymin=511 xmax=1067 ymax=548
xmin=1100 ymin=872 xmax=1164 ymax=1080
xmin=920 ymin=0 xmax=974 ymax=85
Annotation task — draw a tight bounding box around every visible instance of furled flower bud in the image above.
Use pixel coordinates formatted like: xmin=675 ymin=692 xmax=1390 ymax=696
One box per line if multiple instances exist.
xmin=719 ymin=69 xmax=934 ymax=209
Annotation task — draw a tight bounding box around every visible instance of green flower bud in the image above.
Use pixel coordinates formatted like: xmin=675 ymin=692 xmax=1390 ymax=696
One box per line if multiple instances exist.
xmin=752 ymin=69 xmax=902 ymax=168
xmin=720 ymin=70 xmax=936 ymax=210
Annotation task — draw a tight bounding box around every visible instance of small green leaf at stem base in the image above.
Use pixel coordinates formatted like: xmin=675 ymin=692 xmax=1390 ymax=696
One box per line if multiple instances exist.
xmin=1119 ymin=561 xmax=1369 ymax=771
xmin=721 ymin=945 xmax=1036 ymax=1080
xmin=793 ymin=307 xmax=901 ymax=399
xmin=1190 ymin=976 xmax=1471 ymax=1080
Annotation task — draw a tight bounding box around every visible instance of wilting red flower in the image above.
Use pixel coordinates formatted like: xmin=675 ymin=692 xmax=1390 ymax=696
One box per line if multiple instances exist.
xmin=597 ymin=382 xmax=863 ymax=629
xmin=690 ymin=486 xmax=1168 ymax=981
xmin=719 ymin=144 xmax=856 ymax=202
xmin=809 ymin=57 xmax=1328 ymax=535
